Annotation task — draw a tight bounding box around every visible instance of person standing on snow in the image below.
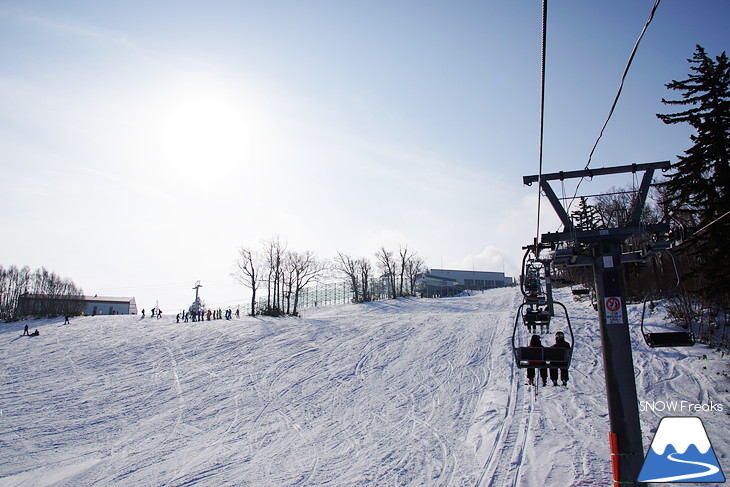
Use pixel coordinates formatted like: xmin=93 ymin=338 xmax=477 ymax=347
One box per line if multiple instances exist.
xmin=550 ymin=331 xmax=571 ymax=386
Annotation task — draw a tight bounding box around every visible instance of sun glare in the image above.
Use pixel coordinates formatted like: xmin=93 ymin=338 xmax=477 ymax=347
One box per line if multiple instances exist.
xmin=161 ymin=94 xmax=251 ymax=177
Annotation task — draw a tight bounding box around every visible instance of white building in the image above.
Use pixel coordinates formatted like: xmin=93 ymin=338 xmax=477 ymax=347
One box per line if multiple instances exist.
xmin=82 ymin=296 xmax=138 ymax=315
xmin=416 ymin=269 xmax=513 ymax=297
xmin=429 ymin=269 xmax=513 ymax=288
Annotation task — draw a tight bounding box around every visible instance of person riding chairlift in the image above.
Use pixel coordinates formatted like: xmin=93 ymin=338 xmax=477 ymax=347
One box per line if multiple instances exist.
xmin=550 ymin=331 xmax=571 ymax=386
xmin=526 ymin=334 xmax=547 ymax=386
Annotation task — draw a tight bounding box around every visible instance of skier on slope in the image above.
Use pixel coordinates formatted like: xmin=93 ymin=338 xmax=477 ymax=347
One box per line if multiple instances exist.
xmin=550 ymin=331 xmax=571 ymax=386
xmin=526 ymin=334 xmax=547 ymax=387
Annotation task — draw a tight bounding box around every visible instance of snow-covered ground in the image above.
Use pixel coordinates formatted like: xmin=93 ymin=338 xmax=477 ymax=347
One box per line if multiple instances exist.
xmin=1 ymin=287 xmax=728 ymax=486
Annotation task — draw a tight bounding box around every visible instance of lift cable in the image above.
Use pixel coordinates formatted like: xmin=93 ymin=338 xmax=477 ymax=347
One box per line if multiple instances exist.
xmin=565 ymin=0 xmax=662 ymax=218
xmin=694 ymin=209 xmax=730 ymax=236
xmin=535 ymin=0 xmax=548 ymax=252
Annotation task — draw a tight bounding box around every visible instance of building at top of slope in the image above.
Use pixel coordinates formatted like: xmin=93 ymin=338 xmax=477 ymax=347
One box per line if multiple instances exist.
xmin=416 ymin=269 xmax=514 ymax=298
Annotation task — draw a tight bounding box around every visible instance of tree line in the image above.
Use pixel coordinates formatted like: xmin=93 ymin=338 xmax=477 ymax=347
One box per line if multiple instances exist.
xmin=0 ymin=266 xmax=84 ymax=320
xmin=232 ymin=238 xmax=428 ymax=317
xmin=656 ymin=45 xmax=729 ymax=309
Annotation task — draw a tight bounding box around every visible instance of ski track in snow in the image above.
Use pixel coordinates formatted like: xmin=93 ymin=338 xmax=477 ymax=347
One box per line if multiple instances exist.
xmin=1 ymin=287 xmax=728 ymax=486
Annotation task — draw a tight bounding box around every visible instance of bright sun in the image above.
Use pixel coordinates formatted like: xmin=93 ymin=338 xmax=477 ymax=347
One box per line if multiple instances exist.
xmin=161 ymin=95 xmax=251 ymax=175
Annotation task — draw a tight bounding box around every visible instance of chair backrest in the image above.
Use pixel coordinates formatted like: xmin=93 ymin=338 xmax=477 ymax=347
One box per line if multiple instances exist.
xmin=515 ymin=347 xmax=571 ymax=367
xmin=523 ymin=310 xmax=551 ymax=325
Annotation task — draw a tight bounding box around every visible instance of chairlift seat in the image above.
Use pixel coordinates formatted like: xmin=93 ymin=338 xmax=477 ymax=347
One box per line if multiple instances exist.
xmin=553 ymin=248 xmax=577 ymax=266
xmin=514 ymin=347 xmax=572 ymax=369
xmin=572 ymin=288 xmax=590 ymax=296
xmin=644 ymin=332 xmax=695 ymax=348
xmin=524 ymin=294 xmax=547 ymax=306
xmin=523 ymin=309 xmax=551 ymax=325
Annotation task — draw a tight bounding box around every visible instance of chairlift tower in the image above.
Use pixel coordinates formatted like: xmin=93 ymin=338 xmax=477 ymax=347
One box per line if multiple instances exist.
xmin=524 ymin=160 xmax=670 ymax=487
xmin=192 ymin=281 xmax=202 ymax=313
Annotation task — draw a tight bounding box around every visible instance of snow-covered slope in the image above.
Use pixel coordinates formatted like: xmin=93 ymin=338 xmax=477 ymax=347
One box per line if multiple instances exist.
xmin=1 ymin=287 xmax=727 ymax=486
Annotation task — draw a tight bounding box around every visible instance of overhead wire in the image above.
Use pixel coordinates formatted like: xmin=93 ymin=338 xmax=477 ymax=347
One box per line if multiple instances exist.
xmin=694 ymin=209 xmax=730 ymax=236
xmin=564 ymin=0 xmax=662 ymax=218
xmin=534 ymin=0 xmax=548 ymax=254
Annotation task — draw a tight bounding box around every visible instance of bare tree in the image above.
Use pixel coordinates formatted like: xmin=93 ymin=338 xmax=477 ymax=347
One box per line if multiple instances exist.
xmin=2 ymin=265 xmax=83 ymax=319
xmin=335 ymin=252 xmax=360 ymax=303
xmin=290 ymin=250 xmax=327 ymax=316
xmin=406 ymin=255 xmax=426 ymax=296
xmin=593 ymin=186 xmax=661 ymax=228
xmin=398 ymin=245 xmax=416 ymax=296
xmin=263 ymin=236 xmax=287 ymax=316
xmin=358 ymin=258 xmax=373 ymax=302
xmin=593 ymin=185 xmax=663 ymax=254
xmin=282 ymin=255 xmax=296 ymax=315
xmin=376 ymin=247 xmax=397 ymax=299
xmin=232 ymin=247 xmax=261 ymax=316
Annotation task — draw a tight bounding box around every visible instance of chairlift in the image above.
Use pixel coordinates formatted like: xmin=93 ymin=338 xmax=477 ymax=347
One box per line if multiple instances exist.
xmin=553 ymin=247 xmax=578 ymax=267
xmin=523 ymin=304 xmax=552 ymax=332
xmin=571 ymin=285 xmax=591 ymax=296
xmin=524 ymin=267 xmax=542 ymax=296
xmin=520 ymin=248 xmax=545 ymax=297
xmin=512 ymin=300 xmax=574 ymax=369
xmin=640 ymin=296 xmax=695 ymax=348
xmin=518 ymin=247 xmax=553 ymax=331
xmin=638 ymin=249 xmax=695 ymax=348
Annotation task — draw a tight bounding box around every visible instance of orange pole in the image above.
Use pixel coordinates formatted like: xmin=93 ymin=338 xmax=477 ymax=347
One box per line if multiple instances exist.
xmin=609 ymin=432 xmax=620 ymax=486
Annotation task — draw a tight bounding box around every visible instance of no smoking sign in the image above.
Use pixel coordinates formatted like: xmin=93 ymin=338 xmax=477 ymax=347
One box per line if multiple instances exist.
xmin=604 ymin=297 xmax=623 ymax=324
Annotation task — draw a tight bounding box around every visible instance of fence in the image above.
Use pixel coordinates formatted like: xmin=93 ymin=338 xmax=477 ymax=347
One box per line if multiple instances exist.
xmin=240 ymin=279 xmax=392 ymax=316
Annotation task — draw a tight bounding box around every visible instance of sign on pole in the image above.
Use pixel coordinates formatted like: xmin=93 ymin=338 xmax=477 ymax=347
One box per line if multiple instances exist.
xmin=604 ymin=296 xmax=623 ymax=324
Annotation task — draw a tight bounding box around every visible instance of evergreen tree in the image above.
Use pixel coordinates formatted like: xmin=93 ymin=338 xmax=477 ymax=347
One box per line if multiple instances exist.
xmin=657 ymin=45 xmax=730 ymax=304
xmin=571 ymin=197 xmax=603 ymax=231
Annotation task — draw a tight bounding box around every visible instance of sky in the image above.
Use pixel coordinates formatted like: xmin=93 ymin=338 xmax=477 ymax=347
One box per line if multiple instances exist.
xmin=1 ymin=0 xmax=729 ymax=312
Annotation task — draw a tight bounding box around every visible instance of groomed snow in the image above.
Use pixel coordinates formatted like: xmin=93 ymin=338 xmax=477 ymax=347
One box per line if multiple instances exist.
xmin=1 ymin=287 xmax=728 ymax=486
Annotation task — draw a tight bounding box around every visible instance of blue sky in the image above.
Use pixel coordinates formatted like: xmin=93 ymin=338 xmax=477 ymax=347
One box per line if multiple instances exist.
xmin=1 ymin=1 xmax=728 ymax=311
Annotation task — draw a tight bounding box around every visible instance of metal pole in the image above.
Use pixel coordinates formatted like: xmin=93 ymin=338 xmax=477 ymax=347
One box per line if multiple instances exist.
xmin=543 ymin=259 xmax=555 ymax=316
xmin=193 ymin=281 xmax=202 ymax=313
xmin=592 ymin=240 xmax=645 ymax=486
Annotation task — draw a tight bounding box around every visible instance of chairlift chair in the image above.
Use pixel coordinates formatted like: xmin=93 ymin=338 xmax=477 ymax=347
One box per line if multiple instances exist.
xmin=571 ymin=285 xmax=590 ymax=296
xmin=640 ymin=295 xmax=695 ymax=348
xmin=523 ymin=306 xmax=551 ymax=326
xmin=523 ymin=301 xmax=551 ymax=333
xmin=524 ymin=293 xmax=548 ymax=306
xmin=638 ymin=249 xmax=695 ymax=348
xmin=553 ymin=247 xmax=577 ymax=266
xmin=513 ymin=300 xmax=574 ymax=369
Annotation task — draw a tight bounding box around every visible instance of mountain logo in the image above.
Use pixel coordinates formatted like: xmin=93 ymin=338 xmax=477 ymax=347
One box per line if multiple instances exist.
xmin=638 ymin=416 xmax=725 ymax=483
